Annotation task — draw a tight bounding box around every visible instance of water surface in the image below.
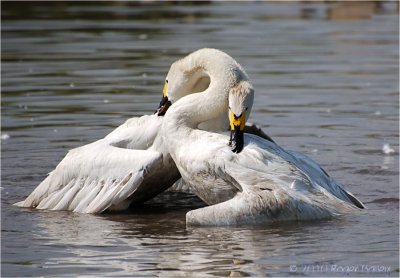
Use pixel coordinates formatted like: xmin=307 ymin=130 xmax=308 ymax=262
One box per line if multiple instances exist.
xmin=1 ymin=2 xmax=399 ymax=277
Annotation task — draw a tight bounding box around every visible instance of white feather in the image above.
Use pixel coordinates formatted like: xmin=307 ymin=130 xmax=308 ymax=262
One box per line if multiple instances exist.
xmin=16 ymin=49 xmax=253 ymax=213
xmin=161 ymin=49 xmax=365 ymax=226
xmin=16 ymin=114 xmax=174 ymax=213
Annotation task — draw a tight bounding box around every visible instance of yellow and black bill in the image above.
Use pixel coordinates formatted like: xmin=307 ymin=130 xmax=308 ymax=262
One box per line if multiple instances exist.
xmin=229 ymin=111 xmax=246 ymax=153
xmin=156 ymin=81 xmax=172 ymax=116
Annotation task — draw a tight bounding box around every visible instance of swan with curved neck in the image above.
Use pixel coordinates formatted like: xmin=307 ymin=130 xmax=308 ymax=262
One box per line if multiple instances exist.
xmin=164 ymin=49 xmax=254 ymax=151
xmin=162 ymin=51 xmax=365 ymax=225
xmin=16 ymin=48 xmax=266 ymax=213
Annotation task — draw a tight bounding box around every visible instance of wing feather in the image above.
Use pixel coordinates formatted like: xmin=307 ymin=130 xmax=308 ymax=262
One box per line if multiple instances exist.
xmin=36 ymin=179 xmax=76 ymax=210
xmin=17 ymin=139 xmax=163 ymax=213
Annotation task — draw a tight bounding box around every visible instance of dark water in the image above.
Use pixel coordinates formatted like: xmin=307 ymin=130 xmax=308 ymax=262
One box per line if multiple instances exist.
xmin=1 ymin=2 xmax=399 ymax=277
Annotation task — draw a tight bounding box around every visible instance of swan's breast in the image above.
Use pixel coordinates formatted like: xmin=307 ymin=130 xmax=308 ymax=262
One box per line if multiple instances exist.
xmin=173 ymin=133 xmax=239 ymax=205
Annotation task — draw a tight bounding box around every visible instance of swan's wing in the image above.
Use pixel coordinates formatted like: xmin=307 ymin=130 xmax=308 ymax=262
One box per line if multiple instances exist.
xmin=15 ymin=114 xmax=167 ymax=213
xmin=184 ymin=138 xmax=360 ymax=225
xmin=286 ymin=150 xmax=365 ymax=209
xmin=104 ymin=114 xmax=162 ymax=149
xmin=16 ymin=140 xmax=163 ymax=213
xmin=232 ymin=136 xmax=365 ymax=208
xmin=187 ymin=157 xmax=357 ymax=226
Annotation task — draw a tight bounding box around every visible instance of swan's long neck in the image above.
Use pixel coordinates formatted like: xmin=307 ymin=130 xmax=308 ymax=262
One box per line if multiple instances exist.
xmin=164 ymin=51 xmax=248 ymax=136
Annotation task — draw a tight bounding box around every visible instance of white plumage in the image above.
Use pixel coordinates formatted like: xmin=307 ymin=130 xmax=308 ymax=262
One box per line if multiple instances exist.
xmin=17 ymin=48 xmax=364 ymax=225
xmin=160 ymin=49 xmax=365 ymax=226
xmin=16 ymin=114 xmax=177 ymax=213
xmin=16 ymin=49 xmax=266 ymax=213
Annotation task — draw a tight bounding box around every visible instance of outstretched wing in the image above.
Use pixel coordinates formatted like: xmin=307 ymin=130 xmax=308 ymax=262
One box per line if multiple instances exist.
xmin=15 ymin=114 xmax=166 ymax=213
xmin=16 ymin=139 xmax=163 ymax=213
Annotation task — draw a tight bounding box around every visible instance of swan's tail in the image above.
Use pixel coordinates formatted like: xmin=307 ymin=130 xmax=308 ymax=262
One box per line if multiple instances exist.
xmin=341 ymin=188 xmax=366 ymax=209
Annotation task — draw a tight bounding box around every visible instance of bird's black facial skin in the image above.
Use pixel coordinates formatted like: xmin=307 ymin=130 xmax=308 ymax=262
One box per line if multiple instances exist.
xmin=156 ymin=96 xmax=172 ymax=116
xmin=229 ymin=126 xmax=244 ymax=153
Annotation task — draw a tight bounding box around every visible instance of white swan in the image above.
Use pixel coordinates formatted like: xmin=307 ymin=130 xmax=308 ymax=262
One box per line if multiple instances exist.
xmin=16 ymin=48 xmax=271 ymax=213
xmin=161 ymin=50 xmax=365 ymax=226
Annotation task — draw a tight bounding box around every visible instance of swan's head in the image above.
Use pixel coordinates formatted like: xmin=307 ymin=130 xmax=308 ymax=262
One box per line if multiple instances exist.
xmin=156 ymin=54 xmax=211 ymax=116
xmin=156 ymin=80 xmax=173 ymax=116
xmin=228 ymin=81 xmax=254 ymax=153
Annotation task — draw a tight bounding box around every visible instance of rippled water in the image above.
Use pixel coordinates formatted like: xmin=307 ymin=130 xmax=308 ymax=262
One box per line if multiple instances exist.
xmin=1 ymin=2 xmax=399 ymax=277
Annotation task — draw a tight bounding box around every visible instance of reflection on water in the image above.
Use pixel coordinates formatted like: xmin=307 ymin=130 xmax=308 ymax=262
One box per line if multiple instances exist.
xmin=1 ymin=1 xmax=399 ymax=277
xmin=6 ymin=193 xmax=368 ymax=277
xmin=327 ymin=1 xmax=384 ymax=21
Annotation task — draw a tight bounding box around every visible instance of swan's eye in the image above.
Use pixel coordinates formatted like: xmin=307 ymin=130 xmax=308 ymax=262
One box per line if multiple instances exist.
xmin=228 ymin=106 xmax=231 ymax=110
xmin=165 ymin=80 xmax=168 ymax=84
xmin=245 ymin=107 xmax=248 ymax=111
